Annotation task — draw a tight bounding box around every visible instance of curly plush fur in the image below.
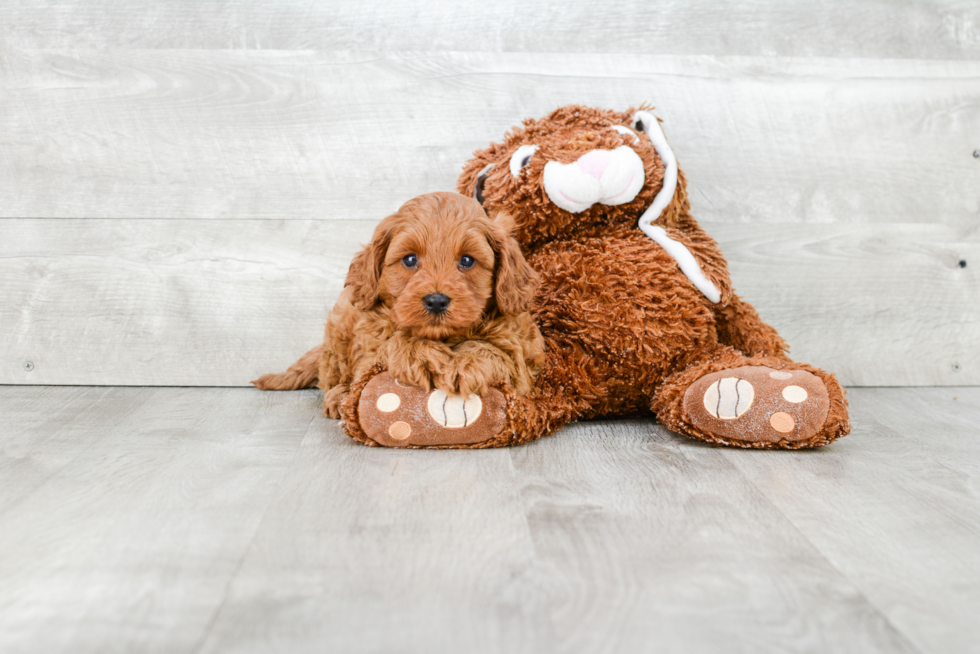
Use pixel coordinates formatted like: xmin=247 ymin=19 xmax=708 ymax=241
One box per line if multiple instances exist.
xmin=254 ymin=192 xmax=544 ymax=417
xmin=341 ymin=104 xmax=850 ymax=449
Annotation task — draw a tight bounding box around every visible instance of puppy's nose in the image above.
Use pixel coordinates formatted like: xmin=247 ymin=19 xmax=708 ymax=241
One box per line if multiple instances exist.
xmin=423 ymin=293 xmax=451 ymax=315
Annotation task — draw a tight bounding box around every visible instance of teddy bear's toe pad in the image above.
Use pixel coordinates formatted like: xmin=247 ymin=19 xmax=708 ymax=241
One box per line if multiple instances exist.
xmin=357 ymin=372 xmax=507 ymax=447
xmin=683 ymin=366 xmax=829 ymax=444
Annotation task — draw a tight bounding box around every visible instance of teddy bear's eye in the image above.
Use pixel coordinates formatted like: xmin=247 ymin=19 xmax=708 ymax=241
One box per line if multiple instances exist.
xmin=634 ymin=117 xmax=646 ymax=132
xmin=509 ymin=144 xmax=539 ymax=177
xmin=402 ymin=254 xmax=418 ymax=268
xmin=459 ymin=255 xmax=475 ymax=269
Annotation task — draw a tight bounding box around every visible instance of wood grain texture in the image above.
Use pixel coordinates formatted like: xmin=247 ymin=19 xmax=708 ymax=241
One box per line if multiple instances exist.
xmin=720 ymin=386 xmax=980 ymax=654
xmin=505 ymin=420 xmax=918 ymax=654
xmin=721 ymin=222 xmax=980 ymax=387
xmin=0 ymin=386 xmax=318 ymax=654
xmin=0 ymin=219 xmax=371 ymax=386
xmin=7 ymin=386 xmax=980 ymax=652
xmin=197 ymin=411 xmax=540 ymax=654
xmin=2 ymin=49 xmax=978 ymax=227
xmin=1 ymin=219 xmax=974 ymax=387
xmin=0 ymin=386 xmax=153 ymax=512
xmin=2 ymin=0 xmax=979 ymax=59
xmin=197 ymin=414 xmax=916 ymax=653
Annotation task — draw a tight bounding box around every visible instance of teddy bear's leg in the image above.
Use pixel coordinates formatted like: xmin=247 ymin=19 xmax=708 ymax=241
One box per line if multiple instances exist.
xmin=338 ymin=362 xmax=582 ymax=449
xmin=714 ymin=295 xmax=790 ymax=360
xmin=652 ymin=346 xmax=850 ymax=449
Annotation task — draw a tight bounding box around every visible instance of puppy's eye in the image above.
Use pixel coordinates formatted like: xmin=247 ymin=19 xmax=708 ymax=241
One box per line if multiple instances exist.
xmin=459 ymin=255 xmax=475 ymax=269
xmin=509 ymin=144 xmax=539 ymax=177
xmin=402 ymin=254 xmax=418 ymax=268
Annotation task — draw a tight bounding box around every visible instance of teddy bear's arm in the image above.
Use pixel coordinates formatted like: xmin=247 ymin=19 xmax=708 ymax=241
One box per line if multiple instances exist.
xmin=657 ymin=225 xmax=734 ymax=306
xmin=655 ymin=224 xmax=788 ymax=358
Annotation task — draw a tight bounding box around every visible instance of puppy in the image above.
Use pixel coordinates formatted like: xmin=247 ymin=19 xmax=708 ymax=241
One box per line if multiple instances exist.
xmin=253 ymin=192 xmax=544 ymax=418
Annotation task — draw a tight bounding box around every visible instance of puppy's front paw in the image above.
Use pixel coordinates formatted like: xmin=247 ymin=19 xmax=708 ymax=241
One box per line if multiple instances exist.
xmin=323 ymin=384 xmax=349 ymax=419
xmin=385 ymin=339 xmax=454 ymax=391
xmin=435 ymin=354 xmax=506 ymax=398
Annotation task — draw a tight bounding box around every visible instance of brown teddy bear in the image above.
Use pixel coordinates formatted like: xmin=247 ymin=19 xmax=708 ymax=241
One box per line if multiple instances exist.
xmin=341 ymin=104 xmax=850 ymax=449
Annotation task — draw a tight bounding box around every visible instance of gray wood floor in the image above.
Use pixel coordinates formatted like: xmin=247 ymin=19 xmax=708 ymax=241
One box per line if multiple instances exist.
xmin=1 ymin=386 xmax=977 ymax=654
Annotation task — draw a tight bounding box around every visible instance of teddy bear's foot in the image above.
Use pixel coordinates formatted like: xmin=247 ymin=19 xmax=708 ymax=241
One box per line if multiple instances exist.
xmin=354 ymin=372 xmax=509 ymax=448
xmin=683 ymin=366 xmax=833 ymax=446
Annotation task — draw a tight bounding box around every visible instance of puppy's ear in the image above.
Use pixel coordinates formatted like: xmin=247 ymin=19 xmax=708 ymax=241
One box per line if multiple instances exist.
xmin=486 ymin=217 xmax=539 ymax=315
xmin=489 ymin=210 xmax=515 ymax=229
xmin=346 ymin=214 xmax=399 ymax=311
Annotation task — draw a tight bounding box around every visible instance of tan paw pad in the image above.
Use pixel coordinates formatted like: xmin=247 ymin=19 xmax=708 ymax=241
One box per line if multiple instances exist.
xmin=427 ymin=390 xmax=483 ymax=428
xmin=388 ymin=421 xmax=412 ymax=440
xmin=356 ymin=372 xmax=508 ymax=448
xmin=702 ymin=377 xmax=754 ymax=419
xmin=781 ymin=385 xmax=808 ymax=403
xmin=376 ymin=393 xmax=401 ymax=412
xmin=769 ymin=412 xmax=795 ymax=433
xmin=684 ymin=366 xmax=830 ymax=444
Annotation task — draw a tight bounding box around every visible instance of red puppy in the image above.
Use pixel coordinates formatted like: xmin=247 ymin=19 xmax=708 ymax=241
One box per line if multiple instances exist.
xmin=253 ymin=192 xmax=544 ymax=418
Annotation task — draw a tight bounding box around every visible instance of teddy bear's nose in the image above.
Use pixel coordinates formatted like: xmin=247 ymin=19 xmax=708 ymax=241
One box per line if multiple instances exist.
xmin=423 ymin=293 xmax=451 ymax=314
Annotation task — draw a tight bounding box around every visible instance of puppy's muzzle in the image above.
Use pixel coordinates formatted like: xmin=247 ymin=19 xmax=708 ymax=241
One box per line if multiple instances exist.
xmin=423 ymin=293 xmax=451 ymax=315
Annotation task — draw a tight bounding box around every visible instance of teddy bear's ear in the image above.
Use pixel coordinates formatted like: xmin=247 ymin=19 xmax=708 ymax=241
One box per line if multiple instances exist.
xmin=473 ymin=163 xmax=494 ymax=206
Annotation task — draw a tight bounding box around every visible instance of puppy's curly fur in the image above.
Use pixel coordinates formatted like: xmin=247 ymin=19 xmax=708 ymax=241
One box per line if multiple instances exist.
xmin=253 ymin=192 xmax=544 ymax=418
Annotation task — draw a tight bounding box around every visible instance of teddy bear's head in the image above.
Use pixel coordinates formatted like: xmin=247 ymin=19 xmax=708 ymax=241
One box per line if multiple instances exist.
xmin=457 ymin=104 xmax=686 ymax=250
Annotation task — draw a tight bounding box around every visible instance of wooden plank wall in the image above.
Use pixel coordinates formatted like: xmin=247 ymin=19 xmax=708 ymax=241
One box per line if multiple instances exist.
xmin=1 ymin=1 xmax=978 ymax=387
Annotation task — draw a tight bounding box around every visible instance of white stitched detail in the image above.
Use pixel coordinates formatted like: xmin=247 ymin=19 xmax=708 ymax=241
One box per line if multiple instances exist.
xmin=703 ymin=377 xmax=754 ymax=419
xmin=635 ymin=110 xmax=678 ymax=230
xmin=611 ymin=124 xmax=640 ymax=143
xmin=427 ymin=390 xmax=483 ymax=428
xmin=633 ymin=111 xmax=720 ymax=304
xmin=643 ymin=226 xmax=721 ymax=303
